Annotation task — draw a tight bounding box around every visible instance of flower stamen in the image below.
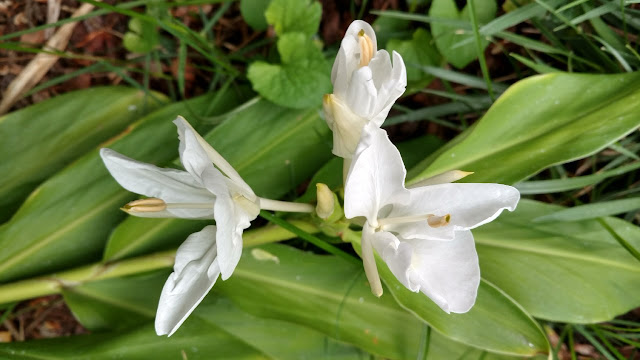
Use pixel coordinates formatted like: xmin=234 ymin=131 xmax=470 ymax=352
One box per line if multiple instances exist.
xmin=377 ymin=213 xmax=451 ymax=230
xmin=358 ymin=29 xmax=374 ymax=67
xmin=122 ymin=198 xmax=167 ymax=212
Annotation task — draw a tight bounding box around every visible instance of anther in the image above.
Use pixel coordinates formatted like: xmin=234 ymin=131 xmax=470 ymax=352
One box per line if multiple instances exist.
xmin=123 ymin=198 xmax=167 ymax=212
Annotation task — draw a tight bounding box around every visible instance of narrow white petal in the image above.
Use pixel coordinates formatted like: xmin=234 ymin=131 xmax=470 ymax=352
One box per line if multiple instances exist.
xmin=155 ymin=226 xmax=220 ymax=336
xmin=212 ymin=193 xmax=255 ymax=280
xmin=370 ymin=51 xmax=407 ymax=127
xmin=174 ymin=116 xmax=254 ymax=197
xmin=100 ymin=148 xmax=215 ymax=219
xmin=387 ymin=183 xmax=520 ymax=241
xmin=403 ymin=230 xmax=480 ymax=313
xmin=362 ymin=224 xmax=383 ymax=297
xmin=367 ymin=50 xmax=392 ymax=92
xmin=408 ymin=170 xmax=474 ymax=187
xmin=344 ymin=122 xmax=409 ymax=222
xmin=346 ymin=67 xmax=377 ymax=118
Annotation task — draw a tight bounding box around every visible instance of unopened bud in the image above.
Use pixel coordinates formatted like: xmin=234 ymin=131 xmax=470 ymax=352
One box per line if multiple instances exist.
xmin=122 ymin=198 xmax=166 ymax=213
xmin=316 ymin=183 xmax=335 ymax=220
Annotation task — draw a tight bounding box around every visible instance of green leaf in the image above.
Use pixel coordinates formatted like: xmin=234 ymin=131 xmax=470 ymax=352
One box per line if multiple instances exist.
xmin=533 ymin=197 xmax=640 ymax=223
xmin=103 ymin=99 xmax=332 ymax=261
xmin=240 ymin=0 xmax=271 ymax=31
xmin=123 ymin=18 xmax=158 ymax=53
xmin=349 ymin=237 xmax=549 ymax=356
xmin=371 ymin=13 xmax=412 ymax=48
xmin=217 ymin=243 xmax=428 ymax=359
xmin=0 ymin=91 xmax=245 ymax=283
xmin=248 ymin=32 xmax=331 ymax=109
xmin=0 ymin=295 xmax=366 ymax=359
xmin=429 ymin=0 xmax=497 ymax=68
xmin=475 ymin=199 xmax=640 ymax=323
xmin=219 ymin=243 xmax=547 ymax=358
xmin=515 ymin=162 xmax=640 ymax=194
xmin=62 ymin=271 xmax=167 ymax=331
xmin=0 ymin=87 xmax=166 ymax=222
xmin=265 ymin=0 xmax=321 ymax=36
xmin=387 ymin=28 xmax=441 ymax=92
xmin=408 ymin=72 xmax=640 ymax=185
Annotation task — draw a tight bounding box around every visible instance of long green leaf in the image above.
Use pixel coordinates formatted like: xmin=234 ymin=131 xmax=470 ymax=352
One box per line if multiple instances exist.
xmin=533 ymin=197 xmax=640 ymax=222
xmin=515 ymin=162 xmax=640 ymax=194
xmin=103 ymin=99 xmax=332 ymax=261
xmin=0 ymin=91 xmax=245 ymax=283
xmin=0 ymin=87 xmax=166 ymax=221
xmin=219 ymin=243 xmax=547 ymax=357
xmin=408 ymin=72 xmax=640 ymax=185
xmin=476 ymin=199 xmax=640 ymax=323
xmin=0 ymin=294 xmax=366 ymax=360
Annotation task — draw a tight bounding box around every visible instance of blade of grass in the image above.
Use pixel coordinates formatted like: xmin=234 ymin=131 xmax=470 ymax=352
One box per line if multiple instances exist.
xmin=259 ymin=211 xmax=361 ymax=266
xmin=609 ymin=143 xmax=640 ymax=160
xmin=468 ymin=0 xmax=494 ymax=100
xmin=591 ymin=325 xmax=631 ymax=360
xmin=384 ymin=96 xmax=493 ymax=126
xmin=420 ymin=66 xmax=508 ymax=93
xmin=573 ymin=325 xmax=618 ymax=360
xmin=533 ymin=197 xmax=640 ymax=223
xmin=597 ymin=217 xmax=640 ymax=264
xmin=516 ymin=162 xmax=640 ymax=194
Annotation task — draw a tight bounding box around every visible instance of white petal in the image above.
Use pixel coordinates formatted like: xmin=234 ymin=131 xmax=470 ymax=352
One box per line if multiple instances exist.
xmin=387 ymin=183 xmax=520 ymax=241
xmin=177 ymin=119 xmax=216 ymax=183
xmin=344 ymin=122 xmax=409 ymax=223
xmin=174 ymin=116 xmax=255 ymax=198
xmin=211 ymin=192 xmax=255 ymax=280
xmin=368 ymin=50 xmax=393 ymax=93
xmin=155 ymin=225 xmax=220 ymax=336
xmin=403 ymin=230 xmax=480 ymax=313
xmin=100 ymin=148 xmax=215 ymax=219
xmin=332 ymin=20 xmax=378 ymax=99
xmin=346 ymin=67 xmax=377 ymax=119
xmin=370 ymin=51 xmax=407 ymax=127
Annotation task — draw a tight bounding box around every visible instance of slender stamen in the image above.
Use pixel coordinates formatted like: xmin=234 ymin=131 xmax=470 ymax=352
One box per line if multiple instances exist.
xmin=378 ymin=213 xmax=451 ymax=229
xmin=166 ymin=203 xmax=213 ymax=210
xmin=259 ymin=198 xmax=314 ymax=213
xmin=123 ymin=198 xmax=167 ymax=212
xmin=358 ymin=29 xmax=374 ymax=67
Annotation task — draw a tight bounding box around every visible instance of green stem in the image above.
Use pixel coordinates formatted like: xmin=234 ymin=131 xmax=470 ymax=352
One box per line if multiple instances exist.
xmin=0 ymin=220 xmax=319 ymax=304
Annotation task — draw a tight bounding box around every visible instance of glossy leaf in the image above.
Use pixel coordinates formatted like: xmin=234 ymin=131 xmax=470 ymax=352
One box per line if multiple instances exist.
xmin=0 ymin=295 xmax=365 ymax=360
xmin=408 ymin=72 xmax=640 ymax=185
xmin=0 ymin=91 xmax=245 ymax=283
xmin=532 ymin=197 xmax=640 ymax=223
xmin=248 ymin=32 xmax=331 ymax=109
xmin=219 ymin=244 xmax=547 ymax=357
xmin=475 ymin=199 xmax=640 ymax=323
xmin=103 ymin=99 xmax=332 ymax=261
xmin=0 ymin=87 xmax=166 ymax=221
xmin=515 ymin=161 xmax=640 ymax=194
xmin=240 ymin=0 xmax=270 ymax=31
xmin=429 ymin=0 xmax=497 ymax=68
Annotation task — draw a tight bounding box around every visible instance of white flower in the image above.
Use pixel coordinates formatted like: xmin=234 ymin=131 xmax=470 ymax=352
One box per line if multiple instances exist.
xmin=100 ymin=116 xmax=260 ymax=336
xmin=323 ymin=20 xmax=407 ymax=159
xmin=344 ymin=122 xmax=520 ymax=313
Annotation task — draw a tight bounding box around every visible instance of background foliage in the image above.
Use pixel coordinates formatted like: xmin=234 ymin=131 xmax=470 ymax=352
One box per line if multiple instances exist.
xmin=0 ymin=0 xmax=639 ymax=359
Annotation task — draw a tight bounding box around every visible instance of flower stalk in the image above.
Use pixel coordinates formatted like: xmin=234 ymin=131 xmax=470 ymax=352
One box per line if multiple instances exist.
xmin=0 ymin=221 xmax=321 ymax=305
